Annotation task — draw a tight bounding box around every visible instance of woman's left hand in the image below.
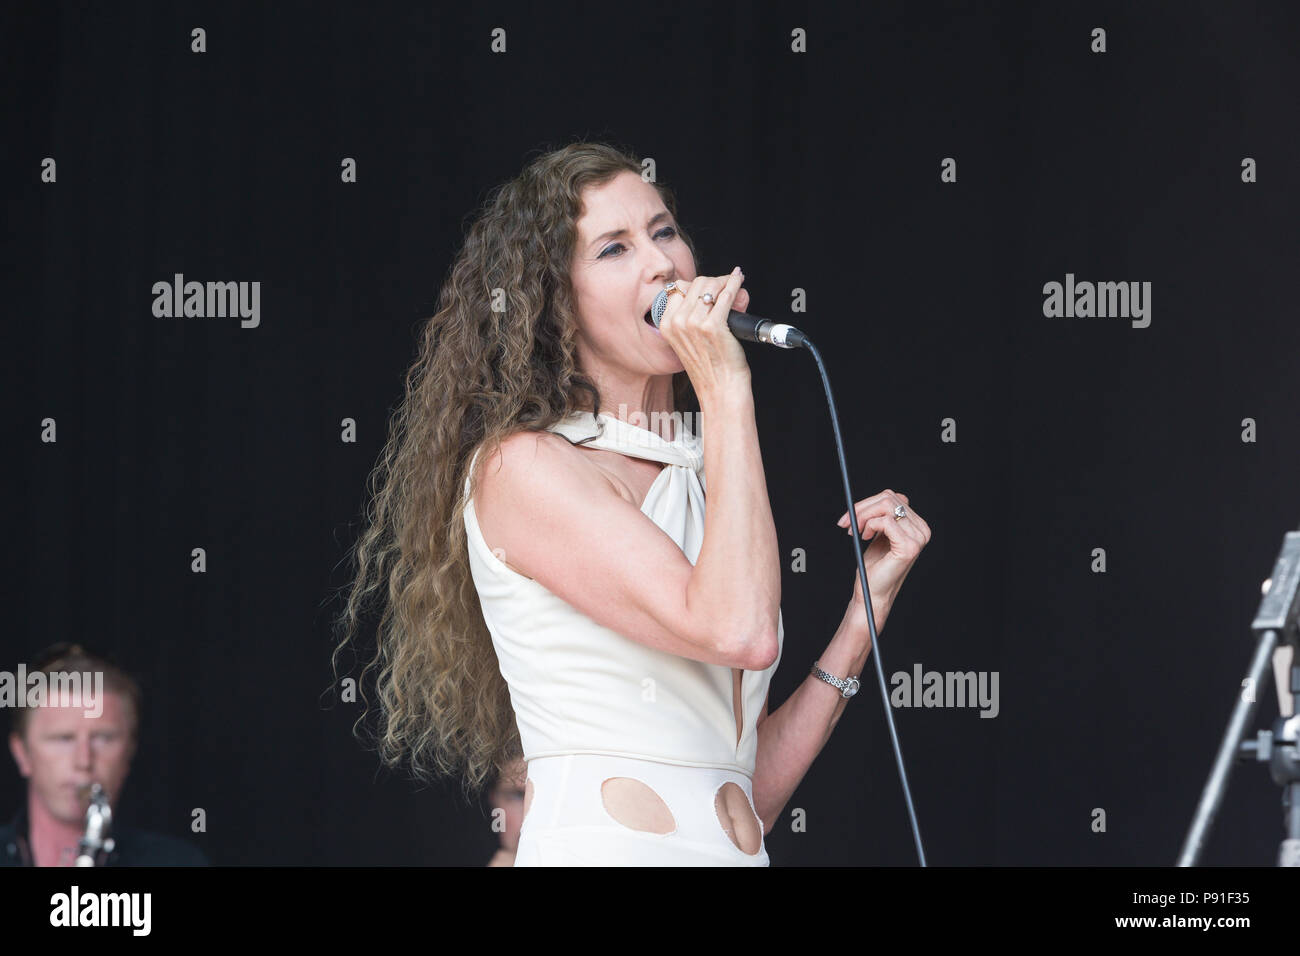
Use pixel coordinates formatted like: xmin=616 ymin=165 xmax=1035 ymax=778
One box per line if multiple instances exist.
xmin=836 ymin=490 xmax=931 ymax=637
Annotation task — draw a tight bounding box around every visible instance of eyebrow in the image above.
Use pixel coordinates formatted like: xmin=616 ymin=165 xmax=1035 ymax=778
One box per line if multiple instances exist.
xmin=587 ymin=211 xmax=674 ymax=250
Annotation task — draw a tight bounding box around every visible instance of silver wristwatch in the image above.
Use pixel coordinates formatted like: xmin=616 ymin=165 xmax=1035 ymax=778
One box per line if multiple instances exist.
xmin=811 ymin=662 xmax=860 ymax=699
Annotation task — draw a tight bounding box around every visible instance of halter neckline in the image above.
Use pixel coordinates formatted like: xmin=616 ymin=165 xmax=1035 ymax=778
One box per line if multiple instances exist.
xmin=547 ymin=410 xmax=704 ymax=473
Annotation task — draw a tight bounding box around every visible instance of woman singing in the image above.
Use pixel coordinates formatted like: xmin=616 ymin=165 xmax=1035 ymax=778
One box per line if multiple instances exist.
xmin=333 ymin=141 xmax=930 ymax=865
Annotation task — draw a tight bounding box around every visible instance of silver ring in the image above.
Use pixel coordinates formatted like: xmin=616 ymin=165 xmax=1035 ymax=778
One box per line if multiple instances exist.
xmin=701 ymin=292 xmax=715 ymax=305
xmin=893 ymin=504 xmax=907 ymax=521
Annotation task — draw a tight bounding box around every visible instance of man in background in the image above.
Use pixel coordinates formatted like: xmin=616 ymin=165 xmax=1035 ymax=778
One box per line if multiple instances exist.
xmin=2 ymin=643 xmax=207 ymax=866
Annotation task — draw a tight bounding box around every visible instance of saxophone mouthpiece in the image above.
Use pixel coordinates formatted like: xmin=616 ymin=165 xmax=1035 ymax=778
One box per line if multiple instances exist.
xmin=74 ymin=783 xmax=113 ymax=867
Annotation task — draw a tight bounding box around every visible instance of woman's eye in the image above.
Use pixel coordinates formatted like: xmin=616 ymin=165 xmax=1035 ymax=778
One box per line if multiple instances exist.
xmin=598 ymin=227 xmax=677 ymax=259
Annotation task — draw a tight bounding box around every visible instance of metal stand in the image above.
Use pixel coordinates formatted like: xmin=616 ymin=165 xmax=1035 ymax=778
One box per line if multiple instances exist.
xmin=1178 ymin=530 xmax=1300 ymax=866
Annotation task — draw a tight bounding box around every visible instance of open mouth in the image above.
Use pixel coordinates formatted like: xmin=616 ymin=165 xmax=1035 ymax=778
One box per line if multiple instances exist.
xmin=643 ymin=309 xmax=656 ymax=327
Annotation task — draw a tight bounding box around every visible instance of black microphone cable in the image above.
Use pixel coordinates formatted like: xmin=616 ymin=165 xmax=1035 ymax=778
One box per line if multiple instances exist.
xmin=793 ymin=332 xmax=928 ymax=866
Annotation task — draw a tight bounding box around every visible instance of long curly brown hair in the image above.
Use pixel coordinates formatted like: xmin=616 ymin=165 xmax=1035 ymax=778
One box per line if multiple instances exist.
xmin=331 ymin=140 xmax=700 ymax=802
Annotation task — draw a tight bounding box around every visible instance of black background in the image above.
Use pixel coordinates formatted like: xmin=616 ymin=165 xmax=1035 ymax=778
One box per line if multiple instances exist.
xmin=6 ymin=0 xmax=1299 ymax=865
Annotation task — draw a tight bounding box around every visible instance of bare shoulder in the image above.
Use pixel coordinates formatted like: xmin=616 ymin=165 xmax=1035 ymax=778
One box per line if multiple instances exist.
xmin=471 ymin=429 xmax=618 ymax=569
xmin=474 ymin=429 xmax=613 ymax=504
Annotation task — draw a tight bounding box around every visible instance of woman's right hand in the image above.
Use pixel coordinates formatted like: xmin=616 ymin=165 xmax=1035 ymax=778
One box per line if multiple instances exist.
xmin=656 ymin=267 xmax=752 ymax=397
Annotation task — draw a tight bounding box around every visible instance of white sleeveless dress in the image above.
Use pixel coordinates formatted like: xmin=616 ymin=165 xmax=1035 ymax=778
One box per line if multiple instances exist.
xmin=462 ymin=410 xmax=784 ymax=865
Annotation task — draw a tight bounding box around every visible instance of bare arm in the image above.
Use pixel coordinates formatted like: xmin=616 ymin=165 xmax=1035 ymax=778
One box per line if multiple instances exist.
xmin=688 ymin=382 xmax=782 ymax=668
xmin=750 ymin=600 xmax=884 ymax=836
xmin=750 ymin=486 xmax=930 ymax=834
xmin=472 ymin=389 xmax=779 ymax=669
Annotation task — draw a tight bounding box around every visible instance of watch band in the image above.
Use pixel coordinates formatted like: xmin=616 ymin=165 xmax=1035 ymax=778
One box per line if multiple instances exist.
xmin=811 ymin=661 xmax=860 ymax=699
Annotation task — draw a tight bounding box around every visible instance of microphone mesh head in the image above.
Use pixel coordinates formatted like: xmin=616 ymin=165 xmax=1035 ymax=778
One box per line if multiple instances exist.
xmin=650 ymin=288 xmax=670 ymax=328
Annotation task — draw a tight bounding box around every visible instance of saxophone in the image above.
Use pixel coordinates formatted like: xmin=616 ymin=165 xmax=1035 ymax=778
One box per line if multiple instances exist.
xmin=73 ymin=783 xmax=114 ymax=867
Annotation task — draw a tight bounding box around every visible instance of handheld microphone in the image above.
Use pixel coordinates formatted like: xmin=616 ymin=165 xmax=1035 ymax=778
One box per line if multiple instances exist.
xmin=650 ymin=286 xmax=808 ymax=349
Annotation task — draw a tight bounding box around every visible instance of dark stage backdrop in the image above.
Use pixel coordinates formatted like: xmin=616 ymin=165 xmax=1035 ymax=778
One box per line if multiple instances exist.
xmin=6 ymin=0 xmax=1298 ymax=866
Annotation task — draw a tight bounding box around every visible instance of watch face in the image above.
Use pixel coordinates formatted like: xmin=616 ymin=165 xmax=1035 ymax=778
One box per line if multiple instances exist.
xmin=845 ymin=678 xmax=860 ymax=698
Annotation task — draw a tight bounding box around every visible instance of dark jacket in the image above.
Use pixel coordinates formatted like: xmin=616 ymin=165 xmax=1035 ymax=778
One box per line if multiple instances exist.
xmin=0 ymin=804 xmax=209 ymax=867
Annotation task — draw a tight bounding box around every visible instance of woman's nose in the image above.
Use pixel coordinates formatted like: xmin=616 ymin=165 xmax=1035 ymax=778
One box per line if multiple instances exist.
xmin=648 ymin=244 xmax=675 ymax=276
